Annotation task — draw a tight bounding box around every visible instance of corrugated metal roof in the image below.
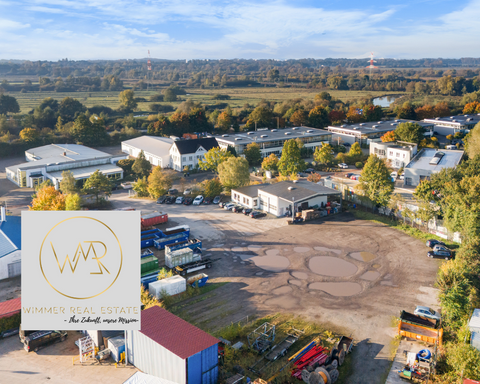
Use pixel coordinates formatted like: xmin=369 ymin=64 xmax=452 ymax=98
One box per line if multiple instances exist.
xmin=122 ymin=136 xmax=174 ymax=158
xmin=464 ymin=379 xmax=480 ymax=384
xmin=231 ymin=183 xmax=269 ymax=198
xmin=0 ymin=297 xmax=21 ymax=319
xmin=140 ymin=306 xmax=219 ymax=359
xmin=0 ymin=216 xmax=21 ymax=258
xmin=469 ymin=309 xmax=480 ymax=330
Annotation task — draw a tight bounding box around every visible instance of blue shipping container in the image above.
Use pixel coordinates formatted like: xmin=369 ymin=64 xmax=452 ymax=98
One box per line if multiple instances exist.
xmin=187 ymin=343 xmax=218 ymax=384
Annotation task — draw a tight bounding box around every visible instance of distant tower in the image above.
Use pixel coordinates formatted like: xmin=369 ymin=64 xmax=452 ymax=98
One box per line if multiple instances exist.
xmin=366 ymin=52 xmax=377 ymax=76
xmin=147 ymin=50 xmax=152 ymax=90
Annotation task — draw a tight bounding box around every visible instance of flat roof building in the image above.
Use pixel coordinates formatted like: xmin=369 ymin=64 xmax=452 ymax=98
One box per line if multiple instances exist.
xmin=0 ymin=210 xmax=21 ymax=281
xmin=404 ymin=148 xmax=464 ymax=186
xmin=122 ymin=136 xmax=174 ymax=168
xmin=424 ymin=114 xmax=480 ymax=136
xmin=370 ymin=141 xmax=418 ymax=169
xmin=327 ymin=119 xmax=434 ymax=145
xmin=231 ymin=183 xmax=269 ymax=209
xmin=6 ymin=144 xmax=125 ymax=189
xmin=213 ymin=127 xmax=332 ymax=158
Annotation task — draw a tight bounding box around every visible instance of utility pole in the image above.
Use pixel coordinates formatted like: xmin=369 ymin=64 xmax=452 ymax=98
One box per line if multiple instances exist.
xmin=277 ymin=117 xmax=279 ymax=129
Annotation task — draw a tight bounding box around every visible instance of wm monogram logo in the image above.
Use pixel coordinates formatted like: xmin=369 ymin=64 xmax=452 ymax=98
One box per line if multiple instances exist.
xmin=50 ymin=241 xmax=110 ymax=275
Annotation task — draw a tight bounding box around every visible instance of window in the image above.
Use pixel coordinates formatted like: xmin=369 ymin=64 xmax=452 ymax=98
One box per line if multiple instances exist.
xmin=246 ymin=198 xmax=250 ymax=205
xmin=189 ymin=156 xmax=192 ymax=161
xmin=403 ymin=153 xmax=406 ymax=158
xmin=396 ymin=153 xmax=400 ymax=157
xmin=182 ymin=157 xmax=186 ymax=162
xmin=389 ymin=151 xmax=393 ymax=156
xmin=379 ymin=149 xmax=385 ymax=156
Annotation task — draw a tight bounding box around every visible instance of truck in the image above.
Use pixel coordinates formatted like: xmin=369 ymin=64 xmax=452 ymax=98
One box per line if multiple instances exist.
xmin=165 ymin=238 xmax=202 ymax=255
xmin=141 ymin=211 xmax=168 ymax=230
xmin=153 ymin=225 xmax=190 ymax=250
xmin=165 ymin=247 xmax=217 ymax=276
xmin=398 ymin=319 xmax=443 ymax=345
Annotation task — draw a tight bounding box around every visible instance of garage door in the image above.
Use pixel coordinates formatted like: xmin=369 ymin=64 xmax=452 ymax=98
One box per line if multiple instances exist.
xmin=8 ymin=261 xmax=21 ymax=278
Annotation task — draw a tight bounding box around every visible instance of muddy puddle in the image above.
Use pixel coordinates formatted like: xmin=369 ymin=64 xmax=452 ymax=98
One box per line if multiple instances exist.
xmin=293 ymin=247 xmax=311 ymax=253
xmin=272 ymin=286 xmax=293 ymax=295
xmin=350 ymin=252 xmax=377 ymax=262
xmin=309 ymin=256 xmax=358 ymax=277
xmin=309 ymin=282 xmax=362 ymax=296
xmin=314 ymin=246 xmax=342 ymax=254
xmin=251 ymin=255 xmax=290 ymax=272
xmin=264 ymin=295 xmax=298 ymax=309
xmin=360 ymin=271 xmax=380 ymax=281
xmin=265 ymin=249 xmax=280 ymax=256
xmin=291 ymin=271 xmax=308 ymax=280
xmin=248 ymin=245 xmax=263 ymax=251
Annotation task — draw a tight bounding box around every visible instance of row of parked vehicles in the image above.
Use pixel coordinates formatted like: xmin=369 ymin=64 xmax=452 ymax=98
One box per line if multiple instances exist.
xmin=157 ymin=193 xmax=222 ymax=206
xmin=218 ymin=201 xmax=267 ymax=219
xmin=426 ymin=239 xmax=454 ymax=260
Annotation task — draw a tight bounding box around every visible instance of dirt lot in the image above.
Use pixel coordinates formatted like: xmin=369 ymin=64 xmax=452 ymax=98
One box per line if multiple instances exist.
xmin=110 ymin=191 xmax=440 ymax=384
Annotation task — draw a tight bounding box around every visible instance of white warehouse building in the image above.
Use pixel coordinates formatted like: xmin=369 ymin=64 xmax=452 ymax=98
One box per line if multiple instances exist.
xmin=423 ymin=114 xmax=480 ymax=136
xmin=213 ymin=127 xmax=332 ymax=158
xmin=5 ymin=144 xmax=126 ymax=189
xmin=0 ymin=208 xmax=21 ymax=281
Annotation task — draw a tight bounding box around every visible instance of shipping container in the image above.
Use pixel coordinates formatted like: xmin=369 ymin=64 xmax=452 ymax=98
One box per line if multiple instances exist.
xmin=162 ymin=225 xmax=190 ymax=237
xmin=165 ymin=239 xmax=202 ymax=255
xmin=141 ymin=256 xmax=159 ymax=275
xmin=142 ymin=228 xmax=162 ymax=236
xmin=108 ymin=335 xmax=125 ymax=362
xmin=154 ymin=232 xmax=190 ymax=250
xmin=141 ymin=211 xmax=168 ymax=228
xmin=149 ymin=276 xmax=186 ymax=299
xmin=165 ymin=248 xmax=201 ymax=269
xmin=126 ymin=307 xmax=219 ymax=384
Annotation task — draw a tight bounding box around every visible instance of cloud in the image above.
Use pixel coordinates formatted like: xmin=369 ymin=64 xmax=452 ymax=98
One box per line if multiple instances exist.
xmin=0 ymin=19 xmax=30 ymax=30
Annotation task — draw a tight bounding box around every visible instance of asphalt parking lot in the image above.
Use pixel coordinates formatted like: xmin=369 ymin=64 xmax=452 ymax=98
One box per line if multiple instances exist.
xmin=110 ymin=191 xmax=440 ymax=384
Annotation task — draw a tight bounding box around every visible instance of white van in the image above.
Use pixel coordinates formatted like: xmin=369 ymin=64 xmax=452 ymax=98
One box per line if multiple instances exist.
xmin=445 ymin=145 xmax=456 ymax=150
xmin=390 ymin=171 xmax=398 ymax=179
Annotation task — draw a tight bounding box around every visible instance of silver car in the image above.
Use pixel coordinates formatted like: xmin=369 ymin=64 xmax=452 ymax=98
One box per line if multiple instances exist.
xmin=414 ymin=306 xmax=441 ymax=321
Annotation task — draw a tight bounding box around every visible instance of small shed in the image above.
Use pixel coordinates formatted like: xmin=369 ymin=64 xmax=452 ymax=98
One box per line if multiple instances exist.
xmin=126 ymin=306 xmax=219 ymax=384
xmin=469 ymin=309 xmax=480 ymax=351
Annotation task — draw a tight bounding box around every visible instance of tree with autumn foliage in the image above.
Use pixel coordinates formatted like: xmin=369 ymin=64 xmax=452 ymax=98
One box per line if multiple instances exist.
xmin=30 ymin=185 xmax=66 ymax=211
xmin=328 ymin=110 xmax=346 ymax=125
xmin=261 ymin=153 xmax=279 ymax=172
xmin=290 ymin=109 xmax=309 ymax=126
xmin=463 ymin=101 xmax=480 ymax=114
xmin=19 ymin=128 xmax=40 ymax=143
xmin=346 ymin=106 xmax=364 ymax=123
xmin=308 ymin=106 xmax=329 ymax=128
xmin=217 ymin=111 xmax=232 ymax=132
xmin=381 ymin=130 xmax=396 ymax=142
xmin=415 ymin=104 xmax=436 ymax=120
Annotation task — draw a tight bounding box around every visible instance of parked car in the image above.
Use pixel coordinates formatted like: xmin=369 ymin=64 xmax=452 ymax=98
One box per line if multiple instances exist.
xmin=213 ymin=196 xmax=222 ymax=204
xmin=338 ymin=163 xmax=348 ymax=169
xmin=218 ymin=202 xmax=226 ymax=208
xmin=426 ymin=239 xmax=446 ymax=248
xmin=203 ymin=197 xmax=212 ymax=204
xmin=224 ymin=203 xmax=235 ymax=210
xmin=399 ymin=172 xmax=405 ymax=180
xmin=175 ymin=196 xmax=184 ymax=204
xmin=183 ymin=197 xmax=193 ymax=205
xmin=157 ymin=195 xmax=167 ymax=204
xmin=183 ymin=189 xmax=192 ymax=195
xmin=343 ymin=143 xmax=351 ymax=147
xmin=433 ymin=244 xmax=450 ymax=252
xmin=243 ymin=208 xmax=253 ymax=215
xmin=391 ymin=171 xmax=398 ymax=179
xmin=305 ymin=168 xmax=315 ymax=174
xmin=427 ymin=248 xmax=453 ymax=260
xmin=250 ymin=211 xmax=267 ymax=219
xmin=165 ymin=196 xmax=175 ymax=204
xmin=350 ymin=174 xmax=361 ymax=180
xmin=232 ymin=205 xmax=244 ymax=213
xmin=24 ymin=330 xmax=68 ymax=352
xmin=193 ymin=195 xmax=204 ymax=205
xmin=168 ymin=189 xmax=178 ymax=195
xmin=414 ymin=306 xmax=441 ymax=322
xmin=345 ymin=172 xmax=354 ymax=178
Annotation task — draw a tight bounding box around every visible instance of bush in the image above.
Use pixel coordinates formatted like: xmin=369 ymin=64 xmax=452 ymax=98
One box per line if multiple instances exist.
xmin=149 ymin=94 xmax=164 ymax=102
xmin=212 ymin=94 xmax=231 ymax=100
xmin=0 ymin=312 xmax=21 ymax=334
xmin=149 ymin=104 xmax=174 ymax=113
xmin=355 ymin=162 xmax=364 ymax=169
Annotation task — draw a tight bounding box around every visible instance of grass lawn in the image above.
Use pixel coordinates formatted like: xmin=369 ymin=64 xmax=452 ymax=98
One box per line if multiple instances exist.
xmin=351 ymin=210 xmax=460 ymax=249
xmin=8 ymin=88 xmax=407 ymax=115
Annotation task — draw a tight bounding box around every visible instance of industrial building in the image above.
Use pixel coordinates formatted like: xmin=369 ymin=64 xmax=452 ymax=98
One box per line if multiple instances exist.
xmin=327 ymin=119 xmax=434 ymax=145
xmin=423 ymin=114 xmax=480 ymax=135
xmin=213 ymin=127 xmax=332 ymax=158
xmin=0 ymin=208 xmax=21 ymax=281
xmin=231 ymin=184 xmax=269 ymax=209
xmin=404 ymin=148 xmax=464 ymax=186
xmin=126 ymin=306 xmax=219 ymax=384
xmin=122 ymin=136 xmax=219 ymax=172
xmin=369 ymin=141 xmax=418 ymax=169
xmin=122 ymin=136 xmax=174 ymax=168
xmin=5 ymin=144 xmax=125 ymax=189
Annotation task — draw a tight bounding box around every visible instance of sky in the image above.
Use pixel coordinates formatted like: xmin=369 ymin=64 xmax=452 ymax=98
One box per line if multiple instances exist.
xmin=0 ymin=0 xmax=479 ymax=61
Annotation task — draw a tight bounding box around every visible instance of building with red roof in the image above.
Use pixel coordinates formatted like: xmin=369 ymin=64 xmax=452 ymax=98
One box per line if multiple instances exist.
xmin=0 ymin=297 xmax=21 ymax=319
xmin=126 ymin=306 xmax=219 ymax=384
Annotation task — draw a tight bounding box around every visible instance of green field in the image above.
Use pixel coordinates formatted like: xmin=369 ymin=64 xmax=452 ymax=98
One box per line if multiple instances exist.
xmin=9 ymin=88 xmax=407 ymax=115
